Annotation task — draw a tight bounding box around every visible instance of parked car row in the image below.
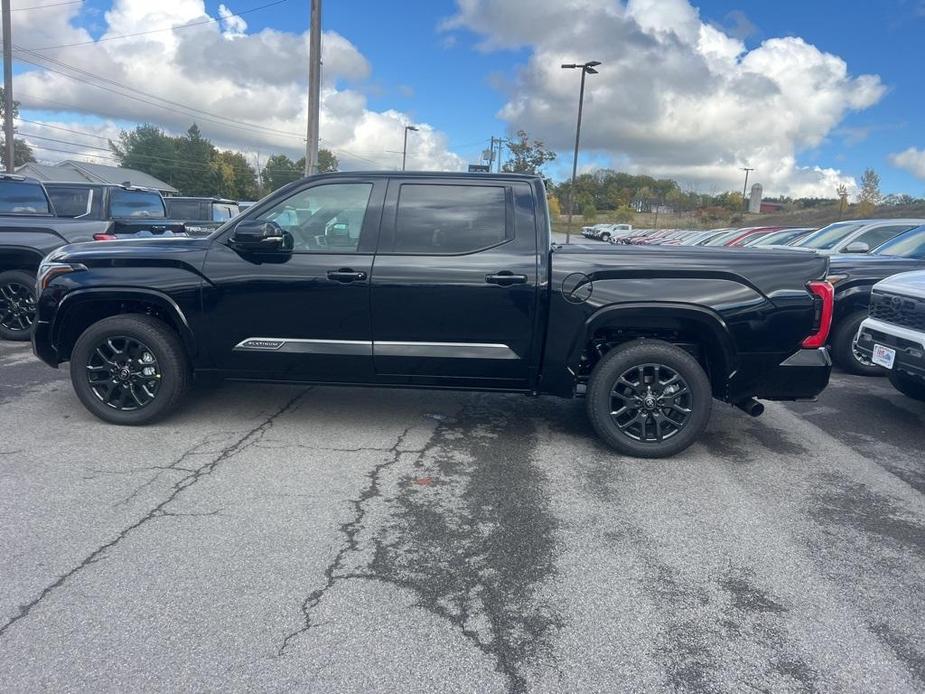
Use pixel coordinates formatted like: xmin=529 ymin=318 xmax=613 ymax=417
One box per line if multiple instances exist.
xmin=576 ymin=216 xmax=925 ymax=381
xmin=0 ymin=174 xmax=240 ymax=341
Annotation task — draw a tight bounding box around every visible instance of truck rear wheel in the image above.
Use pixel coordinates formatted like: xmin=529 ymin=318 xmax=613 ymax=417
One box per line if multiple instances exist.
xmin=70 ymin=314 xmax=190 ymax=425
xmin=888 ymin=370 xmax=925 ymax=402
xmin=0 ymin=270 xmax=37 ymax=341
xmin=831 ymin=310 xmax=882 ymax=376
xmin=586 ymin=339 xmax=712 ymax=458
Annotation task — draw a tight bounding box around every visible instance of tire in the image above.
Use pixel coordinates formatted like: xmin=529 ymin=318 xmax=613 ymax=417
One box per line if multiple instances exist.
xmin=600 ymin=233 xmax=611 ymax=242
xmin=831 ymin=310 xmax=883 ymax=376
xmin=888 ymin=370 xmax=925 ymax=402
xmin=69 ymin=314 xmax=190 ymax=425
xmin=586 ymin=339 xmax=713 ymax=458
xmin=0 ymin=270 xmax=37 ymax=341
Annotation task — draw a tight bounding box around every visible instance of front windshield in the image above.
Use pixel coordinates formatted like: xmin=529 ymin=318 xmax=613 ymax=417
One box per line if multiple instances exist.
xmin=110 ymin=189 xmax=166 ymax=218
xmin=872 ymin=226 xmax=925 ymax=258
xmin=795 ymin=222 xmax=864 ymax=250
xmin=701 ymin=229 xmax=740 ymax=246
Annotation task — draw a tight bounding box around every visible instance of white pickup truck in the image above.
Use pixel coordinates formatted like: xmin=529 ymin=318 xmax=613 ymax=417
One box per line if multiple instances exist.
xmin=580 ymin=223 xmax=632 ymax=242
xmin=856 ymin=270 xmax=925 ymax=401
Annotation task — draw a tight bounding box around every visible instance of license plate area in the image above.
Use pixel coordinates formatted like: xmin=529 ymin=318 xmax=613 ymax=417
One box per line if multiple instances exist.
xmin=872 ymin=343 xmax=896 ymax=369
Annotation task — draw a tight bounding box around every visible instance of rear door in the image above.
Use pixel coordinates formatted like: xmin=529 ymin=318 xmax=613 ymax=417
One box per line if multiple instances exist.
xmin=369 ymin=178 xmax=540 ymax=387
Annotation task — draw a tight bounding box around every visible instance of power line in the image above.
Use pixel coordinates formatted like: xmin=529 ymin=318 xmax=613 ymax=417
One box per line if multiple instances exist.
xmin=24 ymin=0 xmax=291 ymax=51
xmin=17 ymin=117 xmax=114 ymax=142
xmin=11 ymin=0 xmax=82 ymax=11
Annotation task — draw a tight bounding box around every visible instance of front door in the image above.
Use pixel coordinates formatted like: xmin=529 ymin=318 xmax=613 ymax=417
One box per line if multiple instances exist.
xmin=202 ymin=178 xmax=384 ymax=382
xmin=370 ymin=178 xmax=540 ymax=387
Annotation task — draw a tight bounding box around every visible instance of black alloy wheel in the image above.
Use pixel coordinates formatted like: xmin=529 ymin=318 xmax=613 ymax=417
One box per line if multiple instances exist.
xmin=610 ymin=363 xmax=692 ymax=442
xmin=0 ymin=271 xmax=38 ymax=341
xmin=586 ymin=339 xmax=712 ymax=458
xmin=86 ymin=336 xmax=162 ymax=411
xmin=70 ymin=314 xmax=190 ymax=425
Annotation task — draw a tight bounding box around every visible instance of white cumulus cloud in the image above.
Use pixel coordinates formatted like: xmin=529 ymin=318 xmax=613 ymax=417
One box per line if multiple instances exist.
xmin=8 ymin=0 xmax=464 ymax=171
xmin=445 ymin=0 xmax=886 ymax=196
xmin=890 ymin=148 xmax=925 ymax=180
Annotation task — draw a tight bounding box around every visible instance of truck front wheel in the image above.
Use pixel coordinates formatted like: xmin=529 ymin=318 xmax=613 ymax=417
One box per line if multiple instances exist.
xmin=586 ymin=340 xmax=713 ymax=458
xmin=70 ymin=314 xmax=190 ymax=425
xmin=0 ymin=270 xmax=37 ymax=341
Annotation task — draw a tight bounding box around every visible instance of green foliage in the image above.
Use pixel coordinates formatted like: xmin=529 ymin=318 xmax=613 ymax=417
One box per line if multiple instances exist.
xmin=110 ymin=124 xmax=181 ymax=190
xmin=261 ymin=154 xmax=301 ymax=192
xmin=0 ymin=87 xmax=36 ymax=167
xmin=213 ymin=150 xmax=260 ymax=200
xmin=502 ymin=129 xmax=556 ymax=174
xmin=857 ymin=167 xmax=881 ymax=217
xmin=317 ymin=149 xmax=338 ymax=173
xmin=547 ymin=195 xmax=561 ymax=217
xmin=581 ymin=201 xmax=597 ymax=221
xmin=612 ymin=205 xmax=635 ymax=223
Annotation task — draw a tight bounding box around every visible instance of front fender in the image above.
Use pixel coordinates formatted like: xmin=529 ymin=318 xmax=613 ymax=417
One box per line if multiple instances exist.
xmin=52 ymin=287 xmax=198 ymax=358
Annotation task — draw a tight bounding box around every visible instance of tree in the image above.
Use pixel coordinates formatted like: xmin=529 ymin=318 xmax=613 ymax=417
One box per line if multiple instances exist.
xmin=502 ymin=129 xmax=556 ymax=174
xmin=581 ymin=201 xmax=597 ymax=221
xmin=857 ymin=168 xmax=881 ymax=217
xmin=173 ymin=124 xmax=219 ymax=196
xmin=835 ymin=184 xmax=849 ymax=217
xmin=110 ymin=124 xmax=180 ymax=189
xmin=262 ymin=154 xmax=301 ymax=192
xmin=547 ymin=195 xmax=561 ymax=217
xmin=0 ymin=88 xmax=36 ymax=167
xmin=317 ymin=148 xmax=338 ymax=173
xmin=213 ymin=150 xmax=259 ymax=200
xmin=612 ymin=205 xmax=635 ymax=224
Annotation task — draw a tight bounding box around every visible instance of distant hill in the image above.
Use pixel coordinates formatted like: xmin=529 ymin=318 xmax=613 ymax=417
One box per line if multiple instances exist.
xmin=748 ymin=202 xmax=925 ymax=228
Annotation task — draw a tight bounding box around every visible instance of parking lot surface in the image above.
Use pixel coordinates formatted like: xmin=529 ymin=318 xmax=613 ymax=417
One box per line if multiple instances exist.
xmin=1 ymin=340 xmax=924 ymax=692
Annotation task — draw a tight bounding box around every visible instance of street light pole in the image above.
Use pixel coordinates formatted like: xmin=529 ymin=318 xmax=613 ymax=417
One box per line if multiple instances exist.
xmin=562 ymin=60 xmax=600 ymax=244
xmin=741 ymin=166 xmax=754 ymax=211
xmin=402 ymin=125 xmax=418 ymax=171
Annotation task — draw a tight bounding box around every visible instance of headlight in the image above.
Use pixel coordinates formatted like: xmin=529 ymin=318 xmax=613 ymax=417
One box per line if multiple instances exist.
xmin=825 ymin=273 xmax=848 ymax=285
xmin=36 ymin=262 xmax=87 ymax=292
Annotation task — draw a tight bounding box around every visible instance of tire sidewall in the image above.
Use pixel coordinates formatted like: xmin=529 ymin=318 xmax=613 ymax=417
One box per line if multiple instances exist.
xmin=832 ymin=311 xmax=883 ymax=376
xmin=0 ymin=270 xmax=37 ymax=341
xmin=586 ymin=340 xmax=713 ymax=458
xmin=69 ymin=315 xmax=188 ymax=425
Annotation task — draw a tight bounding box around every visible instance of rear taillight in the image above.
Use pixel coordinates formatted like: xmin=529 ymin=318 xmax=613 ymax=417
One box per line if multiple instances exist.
xmin=802 ymin=280 xmax=834 ymax=348
xmin=93 ymin=233 xmax=118 ymax=241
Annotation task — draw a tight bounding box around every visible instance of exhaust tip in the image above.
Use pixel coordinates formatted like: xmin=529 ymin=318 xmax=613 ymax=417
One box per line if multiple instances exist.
xmin=735 ymin=398 xmax=765 ymax=417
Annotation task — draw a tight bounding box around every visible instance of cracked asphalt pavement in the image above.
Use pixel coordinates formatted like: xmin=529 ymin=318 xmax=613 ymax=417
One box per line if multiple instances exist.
xmin=1 ymin=340 xmax=924 ymax=692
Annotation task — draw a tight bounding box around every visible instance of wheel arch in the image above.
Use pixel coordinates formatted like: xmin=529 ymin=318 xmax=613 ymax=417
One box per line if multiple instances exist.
xmin=571 ymin=302 xmax=737 ymax=398
xmin=53 ymin=288 xmax=196 ymax=363
xmin=0 ymin=246 xmax=45 ymax=275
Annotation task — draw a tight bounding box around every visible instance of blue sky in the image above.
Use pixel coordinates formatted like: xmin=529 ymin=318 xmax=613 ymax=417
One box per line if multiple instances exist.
xmin=11 ymin=0 xmax=925 ymax=196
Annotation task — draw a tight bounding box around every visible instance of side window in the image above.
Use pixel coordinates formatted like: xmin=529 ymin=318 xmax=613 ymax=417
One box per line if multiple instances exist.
xmin=255 ymin=183 xmax=372 ymax=252
xmin=855 ymin=225 xmax=913 ymax=249
xmin=166 ymin=200 xmax=201 ymax=219
xmin=394 ymin=184 xmax=508 ymax=254
xmin=47 ymin=188 xmax=93 ymax=217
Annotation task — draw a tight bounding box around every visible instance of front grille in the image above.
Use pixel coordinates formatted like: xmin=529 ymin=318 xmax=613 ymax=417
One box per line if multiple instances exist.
xmin=870 ymin=291 xmax=925 ymax=331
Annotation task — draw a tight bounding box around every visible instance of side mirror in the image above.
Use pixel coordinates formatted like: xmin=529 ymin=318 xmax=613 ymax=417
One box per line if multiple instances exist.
xmin=844 ymin=241 xmax=870 ymax=254
xmin=231 ymin=221 xmax=290 ymax=252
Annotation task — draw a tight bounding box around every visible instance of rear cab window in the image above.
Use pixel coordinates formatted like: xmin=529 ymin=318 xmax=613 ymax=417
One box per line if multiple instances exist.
xmin=165 ymin=199 xmax=202 ymax=219
xmin=0 ymin=180 xmax=52 ymax=215
xmin=110 ymin=190 xmax=166 ymax=218
xmin=391 ymin=183 xmax=509 ymax=254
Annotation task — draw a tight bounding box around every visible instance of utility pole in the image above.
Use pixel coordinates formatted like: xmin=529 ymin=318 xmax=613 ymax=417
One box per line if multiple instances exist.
xmin=303 ymin=0 xmax=321 ymax=176
xmin=496 ymin=137 xmax=506 ymax=172
xmin=401 ymin=125 xmax=418 ymax=171
xmin=741 ymin=167 xmax=754 ymax=210
xmin=2 ymin=0 xmax=15 ymax=173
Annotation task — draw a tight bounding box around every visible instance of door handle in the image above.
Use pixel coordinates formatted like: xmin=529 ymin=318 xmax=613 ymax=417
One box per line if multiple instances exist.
xmin=327 ymin=269 xmax=367 ymax=283
xmin=485 ymin=272 xmax=528 ymax=286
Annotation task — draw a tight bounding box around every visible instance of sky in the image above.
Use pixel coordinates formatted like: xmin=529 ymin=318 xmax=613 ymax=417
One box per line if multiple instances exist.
xmin=3 ymin=0 xmax=925 ymax=198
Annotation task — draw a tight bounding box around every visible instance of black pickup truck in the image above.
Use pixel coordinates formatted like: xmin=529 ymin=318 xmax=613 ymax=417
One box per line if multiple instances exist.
xmin=164 ymin=197 xmax=240 ymax=235
xmin=1 ymin=179 xmax=188 ymax=341
xmin=32 ymin=172 xmax=833 ymax=457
